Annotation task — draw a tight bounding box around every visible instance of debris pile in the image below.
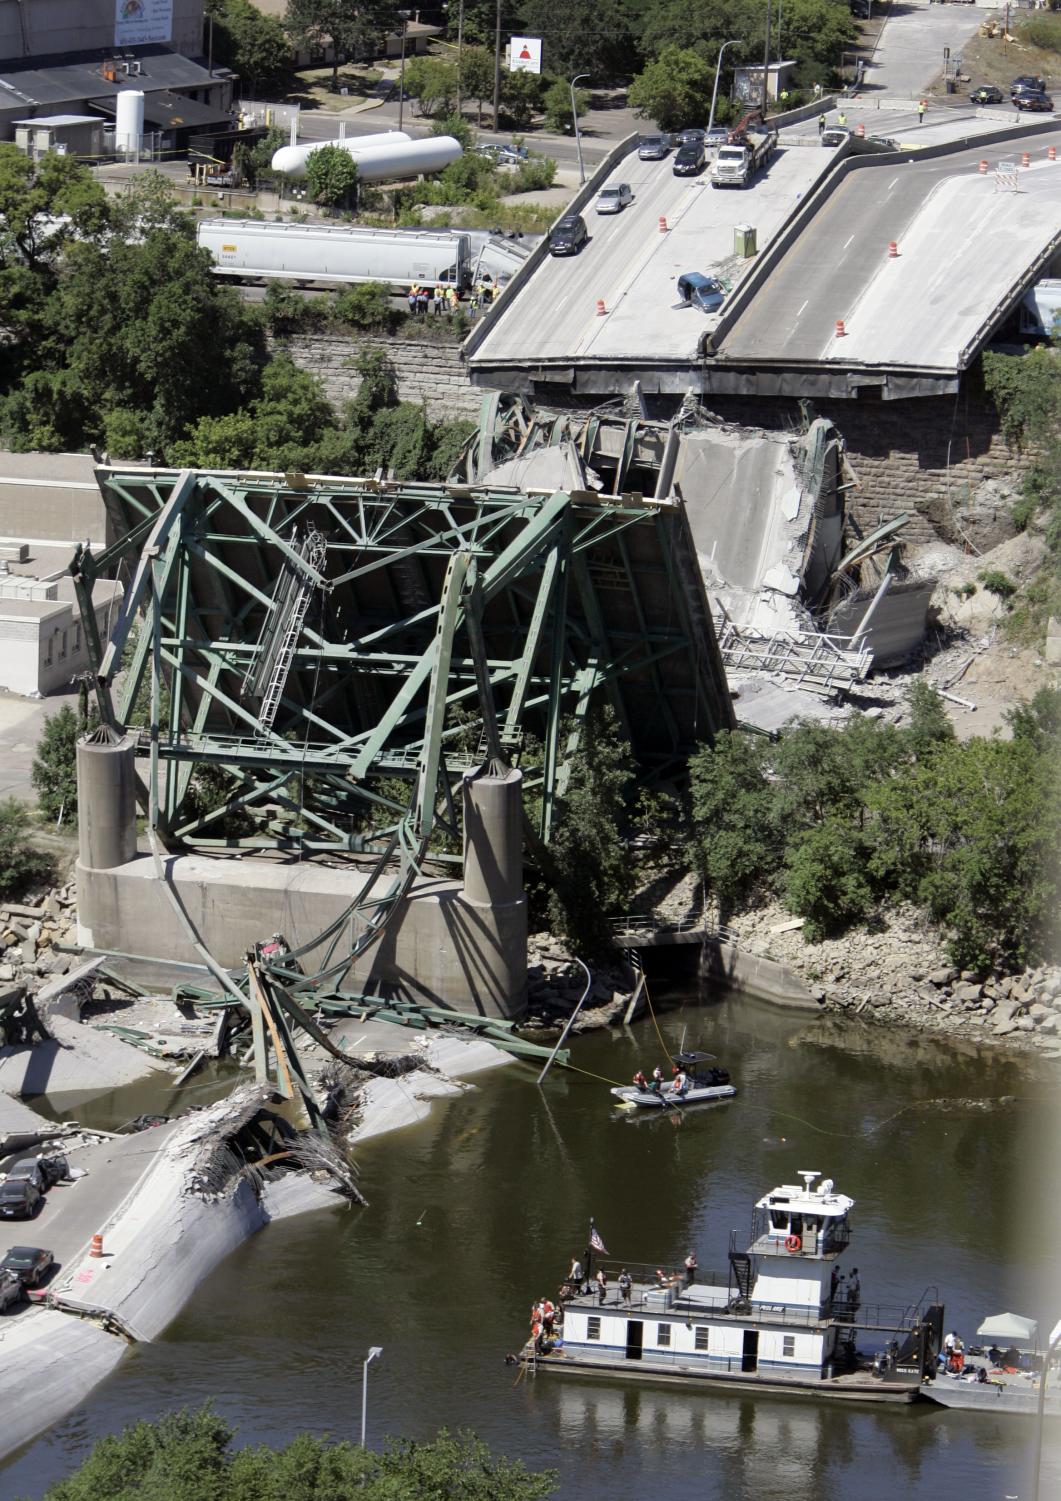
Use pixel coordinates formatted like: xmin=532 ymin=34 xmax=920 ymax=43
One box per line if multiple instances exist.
xmin=523 ymin=940 xmax=637 ymax=1033
xmin=0 ymin=885 xmax=79 ymax=984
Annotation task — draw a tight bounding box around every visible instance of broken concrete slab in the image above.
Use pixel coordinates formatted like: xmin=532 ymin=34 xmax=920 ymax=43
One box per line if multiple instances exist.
xmin=0 ymin=1011 xmax=168 ymax=1097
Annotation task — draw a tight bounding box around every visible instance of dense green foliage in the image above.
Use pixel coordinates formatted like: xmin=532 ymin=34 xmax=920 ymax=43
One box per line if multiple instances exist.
xmin=205 ymin=0 xmax=291 ymax=93
xmin=31 ymin=1408 xmax=558 ymax=1501
xmin=981 ymin=345 xmax=1061 ymax=641
xmin=541 ymin=708 xmax=636 ymax=960
xmin=285 ymin=0 xmax=395 ymax=90
xmin=0 ymin=799 xmax=54 ymax=900
xmin=688 ymin=686 xmax=1061 ymax=969
xmin=304 ymin=144 xmax=360 ymax=209
xmin=628 ymin=47 xmax=720 ymax=131
xmin=30 ymin=706 xmax=82 ymax=822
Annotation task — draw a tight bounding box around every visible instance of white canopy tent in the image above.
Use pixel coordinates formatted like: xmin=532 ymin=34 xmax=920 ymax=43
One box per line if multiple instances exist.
xmin=976 ymin=1313 xmax=1039 ymax=1345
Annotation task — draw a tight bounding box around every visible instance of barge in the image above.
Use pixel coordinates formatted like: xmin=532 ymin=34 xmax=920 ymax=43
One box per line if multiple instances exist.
xmin=522 ymin=1170 xmax=944 ymax=1405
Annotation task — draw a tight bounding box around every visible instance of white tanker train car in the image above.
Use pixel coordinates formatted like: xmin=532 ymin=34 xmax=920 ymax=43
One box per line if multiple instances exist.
xmin=197 ymin=220 xmax=474 ymax=291
xmin=270 ymin=134 xmax=463 ymax=183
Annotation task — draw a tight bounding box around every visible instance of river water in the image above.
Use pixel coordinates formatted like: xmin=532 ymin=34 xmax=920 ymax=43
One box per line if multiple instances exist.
xmin=3 ymin=988 xmax=1059 ymax=1500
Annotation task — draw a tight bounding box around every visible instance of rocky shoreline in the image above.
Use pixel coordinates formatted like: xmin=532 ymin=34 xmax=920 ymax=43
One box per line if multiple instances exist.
xmin=724 ymin=900 xmax=1061 ymax=1058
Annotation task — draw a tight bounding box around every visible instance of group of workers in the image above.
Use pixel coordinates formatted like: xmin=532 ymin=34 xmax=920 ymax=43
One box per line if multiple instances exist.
xmin=942 ymin=1330 xmax=1027 ymax=1376
xmin=632 ymin=1065 xmax=690 ymax=1096
xmin=404 ymin=277 xmax=498 ymax=318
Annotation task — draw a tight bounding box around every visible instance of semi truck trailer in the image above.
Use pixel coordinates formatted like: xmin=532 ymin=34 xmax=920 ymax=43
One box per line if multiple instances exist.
xmin=197 ymin=220 xmax=474 ymax=290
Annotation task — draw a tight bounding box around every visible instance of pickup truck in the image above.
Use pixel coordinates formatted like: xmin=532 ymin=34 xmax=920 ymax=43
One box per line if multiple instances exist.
xmin=710 ymin=128 xmax=778 ymax=188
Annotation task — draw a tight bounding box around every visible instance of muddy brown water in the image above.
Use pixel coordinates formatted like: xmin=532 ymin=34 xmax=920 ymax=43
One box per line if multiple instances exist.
xmin=3 ymin=988 xmax=1059 ymax=1499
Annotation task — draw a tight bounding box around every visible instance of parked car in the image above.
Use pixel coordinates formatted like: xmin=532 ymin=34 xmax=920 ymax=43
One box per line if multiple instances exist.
xmin=0 ymin=1270 xmax=24 ymax=1313
xmin=638 ymin=135 xmax=668 ymax=160
xmin=1015 ymin=91 xmax=1054 ymax=112
xmin=1011 ymin=75 xmax=1046 ymax=95
xmin=0 ymin=1246 xmax=54 ymax=1286
xmin=548 ymin=214 xmax=588 ymax=256
xmin=595 ymin=183 xmax=633 ymax=214
xmin=496 ymin=144 xmax=529 ymax=164
xmin=821 ymin=127 xmax=850 ymax=148
xmin=678 ymin=127 xmax=706 ymax=146
xmin=0 ymin=1179 xmax=41 ymax=1219
xmin=6 ymin=1158 xmax=47 ymax=1192
xmin=850 ymin=0 xmax=871 ymax=17
xmin=673 ymin=141 xmax=706 ymax=175
xmin=676 ymin=272 xmax=726 ymax=312
xmin=704 ymin=127 xmax=730 ymax=148
xmin=970 ymin=84 xmax=1004 ymax=105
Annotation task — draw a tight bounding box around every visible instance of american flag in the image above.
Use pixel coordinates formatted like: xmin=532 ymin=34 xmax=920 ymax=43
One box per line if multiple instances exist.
xmin=589 ymin=1224 xmax=608 ymax=1254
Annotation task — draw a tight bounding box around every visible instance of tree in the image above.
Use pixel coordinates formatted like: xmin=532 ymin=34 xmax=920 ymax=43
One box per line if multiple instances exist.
xmin=628 ymin=47 xmax=716 ymax=131
xmin=459 ymin=46 xmax=495 ymax=125
xmin=205 ymin=0 xmax=291 ymax=93
xmin=516 ymin=0 xmax=635 ymax=81
xmin=905 ymin=680 xmax=954 ymax=758
xmin=31 ymin=705 xmax=82 ymax=822
xmin=542 ymin=79 xmax=588 ymax=134
xmin=38 ymin=1407 xmax=558 ymax=1500
xmin=501 ymin=70 xmax=544 ymax=129
xmin=304 ymin=143 xmax=359 ymax=209
xmin=544 ymin=706 xmax=634 ymax=960
xmin=688 ymin=730 xmax=781 ymax=911
xmin=285 ymin=0 xmax=397 ymax=91
xmin=403 ymin=57 xmax=459 ymax=117
xmin=784 ymin=818 xmax=875 ymax=940
xmin=0 ymin=799 xmax=54 ymax=900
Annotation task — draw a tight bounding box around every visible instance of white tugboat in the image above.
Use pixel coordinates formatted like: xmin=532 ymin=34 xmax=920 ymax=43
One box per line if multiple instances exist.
xmin=521 ymin=1170 xmax=943 ymax=1405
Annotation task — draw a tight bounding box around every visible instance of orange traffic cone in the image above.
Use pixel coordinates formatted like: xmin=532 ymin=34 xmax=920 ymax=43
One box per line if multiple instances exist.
xmin=659 ymin=216 xmax=669 ymax=233
xmin=596 ymin=299 xmax=607 ymax=316
xmin=835 ymin=320 xmax=847 ymax=338
xmin=90 ymin=1234 xmax=104 ymax=1258
xmin=888 ymin=241 xmax=899 ymax=258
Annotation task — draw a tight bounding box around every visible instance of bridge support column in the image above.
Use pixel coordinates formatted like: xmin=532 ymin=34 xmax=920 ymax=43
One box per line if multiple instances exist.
xmin=457 ymin=767 xmax=527 ymax=1017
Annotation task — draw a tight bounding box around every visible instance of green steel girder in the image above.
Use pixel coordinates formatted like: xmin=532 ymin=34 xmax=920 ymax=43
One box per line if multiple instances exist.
xmin=76 ymin=466 xmax=734 ymax=872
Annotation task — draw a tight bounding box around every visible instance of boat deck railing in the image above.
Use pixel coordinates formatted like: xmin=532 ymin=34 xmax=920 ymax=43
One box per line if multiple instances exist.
xmin=558 ymin=1271 xmax=923 ymax=1334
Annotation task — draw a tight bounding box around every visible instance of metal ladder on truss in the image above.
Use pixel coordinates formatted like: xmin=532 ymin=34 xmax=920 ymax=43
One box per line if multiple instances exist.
xmin=243 ymin=529 xmax=326 ymax=738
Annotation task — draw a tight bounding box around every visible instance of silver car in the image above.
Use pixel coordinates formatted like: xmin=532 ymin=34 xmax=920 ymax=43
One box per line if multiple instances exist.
xmin=595 ymin=183 xmax=633 ymax=214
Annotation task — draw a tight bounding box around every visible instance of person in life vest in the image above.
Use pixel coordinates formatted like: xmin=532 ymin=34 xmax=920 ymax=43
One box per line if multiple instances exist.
xmin=541 ymin=1297 xmax=556 ymax=1333
xmin=633 ymin=1070 xmax=648 ymax=1091
xmin=672 ymin=1066 xmax=689 ymax=1096
xmin=649 ymin=1066 xmax=664 ymax=1095
xmin=407 ymin=284 xmax=418 ymax=315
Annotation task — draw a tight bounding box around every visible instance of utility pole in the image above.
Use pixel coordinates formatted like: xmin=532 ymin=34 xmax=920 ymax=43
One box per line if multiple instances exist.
xmin=397 ymin=11 xmax=411 ymax=134
xmin=492 ymin=0 xmax=502 ymax=130
xmin=761 ymin=0 xmax=772 ymax=117
xmin=456 ymin=0 xmax=465 ymax=116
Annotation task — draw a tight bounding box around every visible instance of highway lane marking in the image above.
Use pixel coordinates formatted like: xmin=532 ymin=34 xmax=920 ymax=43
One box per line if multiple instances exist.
xmin=888 ymin=177 xmax=900 ymax=189
xmin=843 ymin=234 xmax=855 ymax=249
xmin=796 ymin=299 xmax=809 ymax=317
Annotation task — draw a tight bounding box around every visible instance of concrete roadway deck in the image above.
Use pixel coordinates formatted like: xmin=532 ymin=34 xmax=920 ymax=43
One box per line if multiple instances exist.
xmin=0 ymin=1123 xmax=180 ymax=1308
xmin=470 ymin=134 xmax=835 ymax=371
xmin=715 ymin=124 xmax=1061 ymax=372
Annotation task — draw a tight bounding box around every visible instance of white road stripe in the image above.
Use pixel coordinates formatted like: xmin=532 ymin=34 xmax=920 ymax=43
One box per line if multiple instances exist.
xmin=843 ymin=234 xmax=855 ymax=249
xmin=796 ymin=299 xmax=809 ymax=317
xmin=888 ymin=177 xmax=900 ymax=189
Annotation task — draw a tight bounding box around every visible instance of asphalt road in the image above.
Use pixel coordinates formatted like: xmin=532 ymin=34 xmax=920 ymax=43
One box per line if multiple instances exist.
xmin=0 ymin=1124 xmax=179 ymax=1312
xmin=716 ymin=122 xmax=1061 ymax=367
xmin=471 ymin=138 xmax=832 ymax=369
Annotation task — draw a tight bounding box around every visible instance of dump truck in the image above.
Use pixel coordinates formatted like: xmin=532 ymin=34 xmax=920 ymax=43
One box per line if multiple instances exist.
xmin=710 ymin=126 xmax=778 ymax=188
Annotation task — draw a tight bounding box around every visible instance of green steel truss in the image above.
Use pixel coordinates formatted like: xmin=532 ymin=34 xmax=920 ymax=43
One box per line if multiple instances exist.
xmin=73 ymin=467 xmax=733 ymax=874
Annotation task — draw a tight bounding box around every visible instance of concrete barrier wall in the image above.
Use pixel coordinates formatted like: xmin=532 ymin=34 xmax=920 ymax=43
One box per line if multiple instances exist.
xmin=701 ymin=936 xmax=821 ymax=1011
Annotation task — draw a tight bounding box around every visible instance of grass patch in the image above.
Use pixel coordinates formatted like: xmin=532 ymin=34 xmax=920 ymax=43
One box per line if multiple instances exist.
xmin=958 ymin=21 xmax=1061 ymax=98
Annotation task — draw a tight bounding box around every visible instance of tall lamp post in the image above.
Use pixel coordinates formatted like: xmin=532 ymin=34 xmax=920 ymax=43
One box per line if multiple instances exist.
xmin=360 ymin=1345 xmax=383 ymax=1449
xmin=1032 ymin=1318 xmax=1061 ymax=1500
xmin=760 ymin=0 xmax=772 ymax=117
xmin=707 ymin=40 xmax=741 ymax=136
xmin=397 ymin=11 xmax=411 ymax=133
xmin=570 ymin=72 xmax=589 ymax=184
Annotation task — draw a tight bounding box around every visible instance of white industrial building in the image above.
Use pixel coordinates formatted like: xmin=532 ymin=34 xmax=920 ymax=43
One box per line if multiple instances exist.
xmin=0 ymin=452 xmax=122 ymax=698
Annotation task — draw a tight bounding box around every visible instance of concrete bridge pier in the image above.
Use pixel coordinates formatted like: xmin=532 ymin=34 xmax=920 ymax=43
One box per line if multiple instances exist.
xmin=455 ymin=765 xmax=527 ymax=1017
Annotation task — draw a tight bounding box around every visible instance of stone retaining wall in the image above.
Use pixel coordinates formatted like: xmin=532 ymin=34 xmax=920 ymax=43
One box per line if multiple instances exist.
xmin=280 ymin=333 xmax=483 ymax=422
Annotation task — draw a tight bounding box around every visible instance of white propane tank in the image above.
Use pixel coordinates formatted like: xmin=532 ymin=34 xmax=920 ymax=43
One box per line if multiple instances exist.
xmin=335 ymin=136 xmax=463 ymax=183
xmin=270 ymin=131 xmax=412 ymax=178
xmin=115 ymin=90 xmax=145 ymax=153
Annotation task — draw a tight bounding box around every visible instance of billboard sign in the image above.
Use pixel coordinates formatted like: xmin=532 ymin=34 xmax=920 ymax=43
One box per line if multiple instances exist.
xmin=508 ymin=37 xmax=543 ymax=74
xmin=115 ymin=0 xmax=173 ymax=47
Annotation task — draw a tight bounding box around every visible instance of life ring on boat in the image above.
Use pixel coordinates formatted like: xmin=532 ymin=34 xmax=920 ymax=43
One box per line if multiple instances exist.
xmin=784 ymin=1234 xmax=801 ymax=1253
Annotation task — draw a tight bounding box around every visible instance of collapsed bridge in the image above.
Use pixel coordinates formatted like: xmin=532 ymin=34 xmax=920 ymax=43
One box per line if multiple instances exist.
xmin=71 ymin=466 xmax=733 ymax=1017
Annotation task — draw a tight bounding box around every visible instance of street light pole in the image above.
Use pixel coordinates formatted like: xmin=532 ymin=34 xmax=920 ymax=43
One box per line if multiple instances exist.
xmin=397 ymin=11 xmax=411 ymax=134
xmin=456 ymin=0 xmax=465 ymax=116
xmin=492 ymin=0 xmax=502 ymax=130
xmin=360 ymin=1346 xmax=383 ymax=1449
xmin=707 ymin=40 xmax=741 ymax=136
xmin=761 ymin=0 xmax=772 ymax=117
xmin=570 ymin=72 xmax=589 ymax=185
xmin=1032 ymin=1318 xmax=1061 ymax=1500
